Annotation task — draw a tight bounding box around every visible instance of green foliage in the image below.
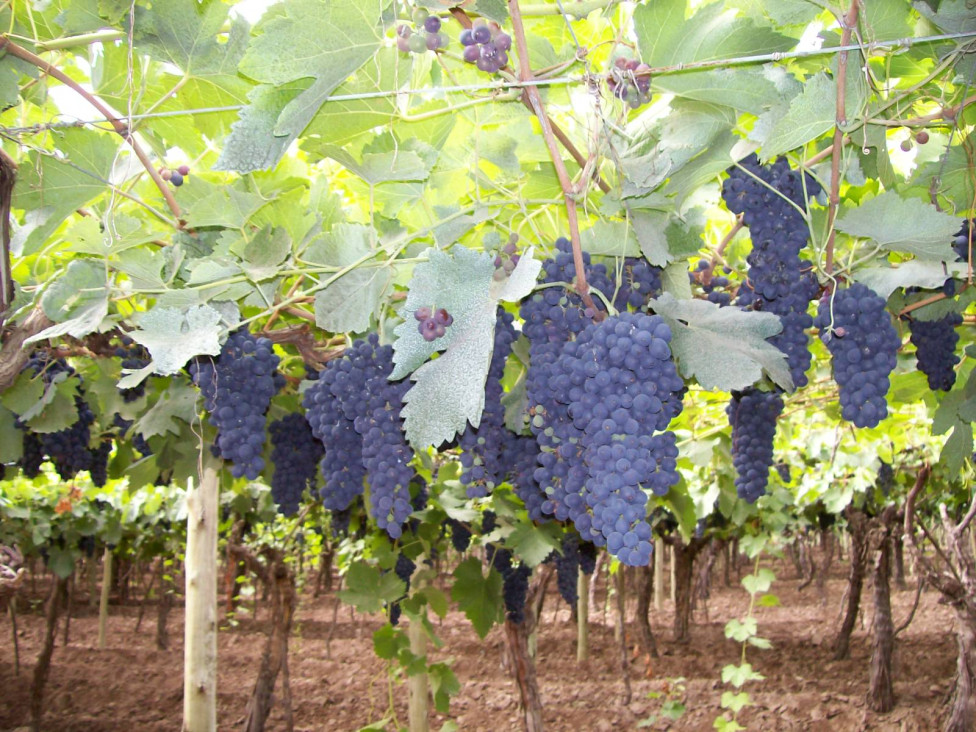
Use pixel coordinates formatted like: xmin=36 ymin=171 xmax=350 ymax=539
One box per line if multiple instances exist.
xmin=450 ymin=556 xmax=504 ymax=639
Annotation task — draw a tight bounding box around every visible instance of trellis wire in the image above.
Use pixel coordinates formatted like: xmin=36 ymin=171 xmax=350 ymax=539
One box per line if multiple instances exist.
xmin=3 ymin=29 xmax=975 ymax=136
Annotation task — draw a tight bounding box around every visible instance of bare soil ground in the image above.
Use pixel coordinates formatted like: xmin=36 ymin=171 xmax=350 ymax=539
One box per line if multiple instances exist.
xmin=0 ymin=555 xmax=958 ymax=731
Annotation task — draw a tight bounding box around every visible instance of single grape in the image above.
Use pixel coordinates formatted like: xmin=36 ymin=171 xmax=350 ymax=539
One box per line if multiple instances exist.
xmin=424 ymin=15 xmax=441 ymax=33
xmin=472 ymin=25 xmax=491 ymax=44
xmin=412 ymin=7 xmax=429 ymax=24
xmin=419 ymin=318 xmax=439 ymax=341
xmin=460 ymin=28 xmax=474 ymax=46
xmin=408 ymin=33 xmax=428 ymax=54
xmin=433 ymin=307 xmax=453 ymax=326
xmin=177 ymin=164 xmax=190 ymax=176
xmin=170 ymin=172 xmax=184 ymax=187
xmin=414 ymin=306 xmax=432 ymax=321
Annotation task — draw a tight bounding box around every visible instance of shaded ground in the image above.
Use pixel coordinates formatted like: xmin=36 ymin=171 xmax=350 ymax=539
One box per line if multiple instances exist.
xmin=0 ymin=554 xmax=957 ymax=731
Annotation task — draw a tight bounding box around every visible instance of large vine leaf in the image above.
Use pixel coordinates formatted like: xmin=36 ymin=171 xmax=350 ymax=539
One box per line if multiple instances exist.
xmin=451 ymin=557 xmax=503 ymax=639
xmin=130 ymin=305 xmax=223 ymax=375
xmin=855 ymin=261 xmax=969 ymax=299
xmin=835 ymin=191 xmax=963 ymax=259
xmin=395 ymin=248 xmax=539 ymax=448
xmin=27 ymin=260 xmax=110 ymax=343
xmin=650 ymin=294 xmax=792 ymax=392
xmin=216 ymin=0 xmax=389 ymax=173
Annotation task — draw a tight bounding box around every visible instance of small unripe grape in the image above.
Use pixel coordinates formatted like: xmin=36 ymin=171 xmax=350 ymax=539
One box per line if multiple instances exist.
xmin=177 ymin=164 xmax=190 ymax=176
xmin=397 ymin=24 xmax=412 ymax=38
xmin=414 ymin=306 xmax=432 ymax=321
xmin=412 ymin=7 xmax=429 ymax=25
xmin=915 ymin=130 xmax=930 ymax=144
xmin=900 ymin=139 xmax=913 ymax=152
xmin=160 ymin=168 xmax=172 ymax=181
xmin=408 ymin=33 xmax=428 ymax=53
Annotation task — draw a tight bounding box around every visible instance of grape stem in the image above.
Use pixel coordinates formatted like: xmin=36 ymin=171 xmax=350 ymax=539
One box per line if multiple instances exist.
xmin=897 ymin=283 xmax=969 ymax=317
xmin=824 ymin=0 xmax=861 ymax=278
xmin=0 ymin=36 xmax=184 ymax=226
xmin=506 ymin=0 xmax=602 ymax=315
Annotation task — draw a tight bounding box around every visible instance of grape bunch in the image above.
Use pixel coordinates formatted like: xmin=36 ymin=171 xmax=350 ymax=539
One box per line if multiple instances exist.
xmin=396 ymin=8 xmax=448 ymax=54
xmin=16 ymin=354 xmax=95 ymax=480
xmin=953 ymin=219 xmax=973 ymax=263
xmin=689 ymin=260 xmax=734 ymax=307
xmin=814 ymin=284 xmax=901 ymax=428
xmin=447 ymin=517 xmax=472 ymax=552
xmin=388 ymin=552 xmax=416 ymax=626
xmin=493 ymin=234 xmax=521 ymax=281
xmin=269 ymin=413 xmax=325 ymax=516
xmin=607 ymin=57 xmax=652 ymax=109
xmin=189 ymin=329 xmax=282 ymax=480
xmin=554 ymin=533 xmax=580 ymax=607
xmin=613 ymin=257 xmax=663 ymax=312
xmin=303 ymin=336 xmax=416 ymax=539
xmin=459 ymin=311 xmax=516 ymax=498
xmin=722 ymin=154 xmax=822 ymax=389
xmin=877 ymin=460 xmax=895 ymax=496
xmin=579 ymin=540 xmax=597 ymax=575
xmin=160 ymin=164 xmax=190 ymax=187
xmin=112 ymin=414 xmax=151 ymax=456
xmin=727 ymin=389 xmax=784 ymax=502
xmin=500 ymin=432 xmax=548 ymax=522
xmin=114 ymin=338 xmax=151 ymax=403
xmin=89 ymin=442 xmax=111 ymax=487
xmin=534 ymin=313 xmax=684 ymax=565
xmin=460 ymin=18 xmax=511 ymax=73
xmin=908 ymin=313 xmax=962 ymax=392
xmin=414 ymin=306 xmax=454 ymax=342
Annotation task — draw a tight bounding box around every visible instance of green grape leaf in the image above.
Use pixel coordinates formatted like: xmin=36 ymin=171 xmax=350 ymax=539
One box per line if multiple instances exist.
xmin=218 ymin=0 xmax=388 ymax=173
xmin=581 ymin=221 xmax=641 ymax=258
xmin=915 ymin=0 xmax=976 ymax=33
xmin=451 ymin=556 xmax=503 ymax=639
xmin=721 ymin=662 xmax=765 ymax=688
xmin=634 ymin=0 xmax=793 ymax=67
xmin=724 ymin=616 xmax=758 ymax=642
xmin=855 ymin=261 xmax=968 ymax=299
xmin=130 ymin=305 xmax=223 ymax=375
xmin=133 ymin=382 xmax=200 ymax=439
xmin=29 ymin=260 xmax=109 ymax=342
xmin=12 ymin=128 xmax=118 ymax=255
xmin=650 ymin=294 xmax=793 ymax=392
xmin=323 ymin=146 xmax=431 ymax=185
xmin=429 ymin=662 xmax=461 ymax=715
xmin=338 ymin=561 xmax=406 ymax=614
xmin=183 ymin=187 xmax=268 ymax=229
xmin=836 ymin=191 xmax=964 ymax=259
xmin=0 ymin=406 xmax=23 ymax=462
xmin=315 ymin=266 xmax=394 ymax=334
xmin=654 ymin=68 xmax=793 ymax=116
xmin=742 ymin=568 xmax=775 ymax=594
xmin=503 ymin=523 xmax=560 ymax=567
xmin=472 ymin=0 xmax=508 ymax=23
xmin=491 ymin=248 xmax=542 ymax=304
xmin=133 ymin=0 xmax=236 ymax=73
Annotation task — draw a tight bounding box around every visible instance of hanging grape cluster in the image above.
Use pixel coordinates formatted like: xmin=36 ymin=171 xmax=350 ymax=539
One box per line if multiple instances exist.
xmin=303 ymin=336 xmax=416 ymax=539
xmin=814 ymin=284 xmax=901 ymax=429
xmin=189 ymin=329 xmax=283 ymax=480
xmin=269 ymin=413 xmax=325 ymax=516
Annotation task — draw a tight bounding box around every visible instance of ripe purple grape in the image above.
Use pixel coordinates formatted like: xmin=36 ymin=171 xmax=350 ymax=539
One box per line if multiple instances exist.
xmin=433 ymin=307 xmax=453 ymax=326
xmin=169 ymin=172 xmax=184 ymax=187
xmin=472 ymin=25 xmax=491 ymax=44
xmin=424 ymin=15 xmax=441 ymax=33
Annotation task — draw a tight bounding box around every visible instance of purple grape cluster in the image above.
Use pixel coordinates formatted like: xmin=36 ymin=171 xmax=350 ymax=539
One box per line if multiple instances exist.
xmin=189 ymin=329 xmax=281 ymax=480
xmin=613 ymin=257 xmax=663 ymax=312
xmin=89 ymin=442 xmax=111 ymax=487
xmin=114 ymin=338 xmax=150 ymax=403
xmin=447 ymin=517 xmax=472 ymax=552
xmin=396 ymin=8 xmax=448 ymax=54
xmin=16 ymin=354 xmax=95 ymax=480
xmin=579 ymin=541 xmax=597 ymax=575
xmin=727 ymin=389 xmax=784 ymax=502
xmin=460 ymin=19 xmax=511 ymax=73
xmin=303 ymin=336 xmax=416 ymax=539
xmin=690 ymin=260 xmax=735 ymax=307
xmin=814 ymin=284 xmax=901 ymax=428
xmin=953 ymin=219 xmax=973 ymax=263
xmin=723 ymin=154 xmax=822 ymax=389
xmin=459 ymin=311 xmax=516 ymax=498
xmin=533 ymin=313 xmax=684 ymax=566
xmin=493 ymin=234 xmax=521 ymax=282
xmin=112 ymin=414 xmax=151 ymax=455
xmin=908 ymin=312 xmax=962 ymax=392
xmin=877 ymin=460 xmax=895 ymax=496
xmin=554 ymin=533 xmax=580 ymax=606
xmin=388 ymin=552 xmax=416 ymax=626
xmin=500 ymin=432 xmax=548 ymax=522
xmin=414 ymin=306 xmax=454 ymax=342
xmin=607 ymin=57 xmax=652 ymax=109
xmin=269 ymin=413 xmax=324 ymax=515
xmin=488 ymin=544 xmax=531 ymax=624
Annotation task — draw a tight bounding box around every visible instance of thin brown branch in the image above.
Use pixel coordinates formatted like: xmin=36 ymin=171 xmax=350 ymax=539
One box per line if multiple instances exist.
xmin=955 ymin=486 xmax=976 ymax=536
xmin=824 ymin=0 xmax=861 ymax=277
xmin=0 ymin=36 xmax=183 ymax=225
xmin=507 ymin=0 xmax=599 ymax=313
xmin=893 ymin=575 xmax=925 ymax=637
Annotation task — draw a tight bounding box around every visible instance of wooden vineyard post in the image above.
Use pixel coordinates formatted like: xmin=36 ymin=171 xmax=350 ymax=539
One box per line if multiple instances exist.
xmin=97 ymin=546 xmax=112 ymax=649
xmin=576 ymin=568 xmax=589 ymax=662
xmin=183 ymin=457 xmax=220 ymax=732
xmin=408 ymin=612 xmax=429 ymax=732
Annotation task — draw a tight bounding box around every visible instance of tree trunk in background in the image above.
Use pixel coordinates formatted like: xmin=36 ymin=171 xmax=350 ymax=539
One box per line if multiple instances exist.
xmin=183 ymin=460 xmax=220 ymax=732
xmin=655 ymin=536 xmax=666 ymax=606
xmin=613 ymin=569 xmax=631 ymax=705
xmin=945 ymin=606 xmax=976 ymax=732
xmin=576 ymin=569 xmax=589 ymax=663
xmin=29 ymin=575 xmax=68 ymax=732
xmin=225 ymin=520 xmax=246 ymax=616
xmin=314 ymin=542 xmax=334 ymax=597
xmin=666 ymin=535 xmax=706 ymax=644
xmin=635 ymin=564 xmax=658 ymax=658
xmin=867 ymin=506 xmax=897 ymax=713
xmin=98 ymin=547 xmax=113 ymax=649
xmin=504 ymin=619 xmax=544 ymax=732
xmin=243 ymin=554 xmax=297 ymax=732
xmin=833 ymin=508 xmax=869 ymax=661
xmin=893 ymin=525 xmax=907 ymax=590
xmin=157 ymin=570 xmax=174 ymax=651
xmin=815 ymin=529 xmax=835 ymax=607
